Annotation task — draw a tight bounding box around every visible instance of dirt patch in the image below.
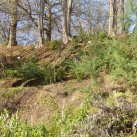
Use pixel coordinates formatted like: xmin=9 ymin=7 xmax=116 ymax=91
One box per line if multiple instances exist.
xmin=0 ymin=42 xmax=85 ymax=70
xmin=0 ymin=79 xmax=91 ymax=125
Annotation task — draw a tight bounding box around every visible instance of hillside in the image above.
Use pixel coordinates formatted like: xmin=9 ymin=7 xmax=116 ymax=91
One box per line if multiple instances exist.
xmin=0 ymin=35 xmax=137 ymax=137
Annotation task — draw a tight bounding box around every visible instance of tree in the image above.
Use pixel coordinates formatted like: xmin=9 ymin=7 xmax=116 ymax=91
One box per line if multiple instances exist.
xmin=0 ymin=0 xmax=135 ymax=46
xmin=62 ymin=0 xmax=73 ymax=44
xmin=45 ymin=1 xmax=52 ymax=41
xmin=125 ymin=0 xmax=137 ymax=33
xmin=108 ymin=0 xmax=117 ymax=37
xmin=7 ymin=0 xmax=18 ymax=47
xmin=38 ymin=0 xmax=45 ymax=48
xmin=0 ymin=0 xmax=7 ymax=6
xmin=119 ymin=0 xmax=125 ymax=34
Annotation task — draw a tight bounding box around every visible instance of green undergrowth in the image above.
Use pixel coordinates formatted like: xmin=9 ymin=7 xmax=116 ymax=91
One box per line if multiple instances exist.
xmin=48 ymin=98 xmax=91 ymax=136
xmin=3 ymin=57 xmax=66 ymax=85
xmin=0 ymin=96 xmax=91 ymax=137
xmin=69 ymin=34 xmax=137 ymax=87
xmin=1 ymin=33 xmax=137 ymax=136
xmin=0 ymin=110 xmax=47 ymax=137
xmin=2 ymin=33 xmax=137 ymax=88
xmin=1 ymin=87 xmax=137 ymax=137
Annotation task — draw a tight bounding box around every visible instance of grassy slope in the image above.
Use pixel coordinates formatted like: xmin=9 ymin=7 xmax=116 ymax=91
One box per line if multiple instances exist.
xmin=0 ymin=34 xmax=137 ymax=136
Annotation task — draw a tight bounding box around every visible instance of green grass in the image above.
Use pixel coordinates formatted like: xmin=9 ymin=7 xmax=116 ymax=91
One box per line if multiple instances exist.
xmin=0 ymin=96 xmax=91 ymax=137
xmin=0 ymin=110 xmax=47 ymax=137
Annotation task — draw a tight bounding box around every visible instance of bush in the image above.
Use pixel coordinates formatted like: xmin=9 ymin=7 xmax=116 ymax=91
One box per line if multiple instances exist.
xmin=5 ymin=69 xmax=18 ymax=78
xmin=70 ymin=40 xmax=108 ymax=80
xmin=17 ymin=57 xmax=43 ymax=80
xmin=42 ymin=65 xmax=66 ymax=84
xmin=48 ymin=40 xmax=62 ymax=50
xmin=69 ymin=37 xmax=137 ymax=85
xmin=71 ymin=32 xmax=91 ymax=48
xmin=17 ymin=57 xmax=66 ymax=84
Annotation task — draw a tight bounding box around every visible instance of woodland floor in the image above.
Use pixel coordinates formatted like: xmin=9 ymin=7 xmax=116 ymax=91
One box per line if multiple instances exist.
xmin=0 ymin=42 xmax=137 ymax=136
xmin=0 ymin=45 xmax=90 ymax=125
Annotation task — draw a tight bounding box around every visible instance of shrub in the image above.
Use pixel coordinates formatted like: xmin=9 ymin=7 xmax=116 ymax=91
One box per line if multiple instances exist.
xmin=48 ymin=40 xmax=62 ymax=50
xmin=17 ymin=57 xmax=43 ymax=80
xmin=105 ymin=40 xmax=137 ymax=84
xmin=5 ymin=69 xmax=18 ymax=78
xmin=69 ymin=37 xmax=137 ymax=85
xmin=17 ymin=57 xmax=66 ymax=84
xmin=70 ymin=41 xmax=108 ymax=80
xmin=72 ymin=31 xmax=91 ymax=48
xmin=42 ymin=65 xmax=66 ymax=84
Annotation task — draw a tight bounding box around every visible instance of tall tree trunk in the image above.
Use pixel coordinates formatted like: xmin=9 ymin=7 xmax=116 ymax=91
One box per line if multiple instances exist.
xmin=38 ymin=0 xmax=45 ymax=48
xmin=108 ymin=0 xmax=117 ymax=37
xmin=62 ymin=0 xmax=73 ymax=44
xmin=46 ymin=3 xmax=52 ymax=41
xmin=62 ymin=0 xmax=68 ymax=44
xmin=67 ymin=0 xmax=73 ymax=36
xmin=7 ymin=0 xmax=18 ymax=47
xmin=76 ymin=0 xmax=82 ymax=33
xmin=119 ymin=0 xmax=125 ymax=34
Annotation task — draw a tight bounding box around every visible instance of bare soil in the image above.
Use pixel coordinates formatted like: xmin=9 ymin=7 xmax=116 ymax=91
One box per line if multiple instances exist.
xmin=0 ymin=79 xmax=91 ymax=125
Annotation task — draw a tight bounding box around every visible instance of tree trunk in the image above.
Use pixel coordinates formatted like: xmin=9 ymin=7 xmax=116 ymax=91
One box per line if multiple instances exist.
xmin=38 ymin=0 xmax=45 ymax=48
xmin=108 ymin=0 xmax=116 ymax=37
xmin=46 ymin=3 xmax=52 ymax=41
xmin=67 ymin=0 xmax=73 ymax=36
xmin=7 ymin=0 xmax=18 ymax=47
xmin=62 ymin=0 xmax=73 ymax=44
xmin=119 ymin=0 xmax=125 ymax=34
